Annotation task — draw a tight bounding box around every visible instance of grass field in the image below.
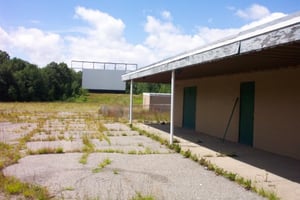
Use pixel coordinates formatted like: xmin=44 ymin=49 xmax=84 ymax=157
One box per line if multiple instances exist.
xmin=0 ymin=93 xmax=142 ymax=113
xmin=0 ymin=93 xmax=169 ymax=123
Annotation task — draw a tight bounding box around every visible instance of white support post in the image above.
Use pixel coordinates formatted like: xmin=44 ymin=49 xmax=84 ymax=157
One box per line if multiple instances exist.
xmin=129 ymin=79 xmax=133 ymax=125
xmin=170 ymin=70 xmax=175 ymax=144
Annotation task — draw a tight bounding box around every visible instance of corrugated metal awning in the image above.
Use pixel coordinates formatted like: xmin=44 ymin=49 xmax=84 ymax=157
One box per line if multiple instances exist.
xmin=122 ymin=12 xmax=300 ymax=83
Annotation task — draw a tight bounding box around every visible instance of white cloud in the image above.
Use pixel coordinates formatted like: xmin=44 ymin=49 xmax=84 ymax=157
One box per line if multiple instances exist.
xmin=239 ymin=12 xmax=286 ymax=30
xmin=0 ymin=6 xmax=288 ymax=68
xmin=161 ymin=10 xmax=172 ymax=20
xmin=142 ymin=6 xmax=286 ymax=61
xmin=0 ymin=26 xmax=64 ymax=66
xmin=74 ymin=6 xmax=125 ymax=41
xmin=67 ymin=7 xmax=155 ymax=66
xmin=236 ymin=4 xmax=271 ymax=20
xmin=144 ymin=16 xmax=205 ymax=59
xmin=0 ymin=27 xmax=10 ymax=50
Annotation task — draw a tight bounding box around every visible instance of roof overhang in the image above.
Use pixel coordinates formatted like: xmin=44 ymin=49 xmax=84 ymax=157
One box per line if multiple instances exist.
xmin=122 ymin=12 xmax=300 ymax=83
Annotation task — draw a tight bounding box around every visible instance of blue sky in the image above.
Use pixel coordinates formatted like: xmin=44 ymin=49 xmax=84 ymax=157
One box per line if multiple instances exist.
xmin=0 ymin=0 xmax=299 ymax=67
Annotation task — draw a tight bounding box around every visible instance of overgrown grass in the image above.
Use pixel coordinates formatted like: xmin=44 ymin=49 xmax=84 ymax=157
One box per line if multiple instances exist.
xmin=0 ymin=142 xmax=21 ymax=170
xmin=84 ymin=93 xmax=142 ymax=105
xmin=0 ymin=172 xmax=49 ymax=199
xmin=27 ymin=147 xmax=64 ymax=155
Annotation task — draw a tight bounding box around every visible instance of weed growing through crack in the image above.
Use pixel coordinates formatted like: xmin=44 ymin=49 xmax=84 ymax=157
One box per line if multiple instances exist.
xmin=69 ymin=134 xmax=74 ymax=141
xmin=113 ymin=169 xmax=119 ymax=175
xmin=55 ymin=147 xmax=64 ymax=153
xmin=96 ymin=149 xmax=124 ymax=154
xmin=82 ymin=134 xmax=95 ymax=152
xmin=63 ymin=186 xmax=75 ymax=191
xmin=224 ymin=172 xmax=237 ymax=181
xmin=28 ymin=147 xmax=64 ymax=155
xmin=97 ymin=121 xmax=108 ymax=133
xmin=144 ymin=147 xmax=152 ymax=154
xmin=57 ymin=135 xmax=65 ymax=140
xmin=131 ymin=125 xmax=280 ymax=200
xmin=258 ymin=188 xmax=280 ymax=200
xmin=130 ymin=192 xmax=155 ymax=200
xmin=79 ymin=153 xmax=89 ymax=164
xmin=190 ymin=154 xmax=199 ymax=162
xmin=46 ymin=135 xmax=56 ymax=141
xmin=92 ymin=158 xmax=112 ymax=173
xmin=181 ymin=149 xmax=191 ymax=158
xmin=95 ymin=129 xmax=111 ymax=145
xmin=137 ymin=143 xmax=144 ymax=147
xmin=128 ymin=150 xmax=137 ymax=154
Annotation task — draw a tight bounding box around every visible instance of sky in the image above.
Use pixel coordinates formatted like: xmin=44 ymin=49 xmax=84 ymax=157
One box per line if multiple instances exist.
xmin=0 ymin=0 xmax=299 ymax=68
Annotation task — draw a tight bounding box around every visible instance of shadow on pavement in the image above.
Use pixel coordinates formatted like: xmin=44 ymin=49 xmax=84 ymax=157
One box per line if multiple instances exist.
xmin=148 ymin=123 xmax=300 ymax=184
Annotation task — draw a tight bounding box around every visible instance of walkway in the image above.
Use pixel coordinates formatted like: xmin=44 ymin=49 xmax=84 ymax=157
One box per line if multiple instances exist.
xmin=135 ymin=123 xmax=300 ymax=200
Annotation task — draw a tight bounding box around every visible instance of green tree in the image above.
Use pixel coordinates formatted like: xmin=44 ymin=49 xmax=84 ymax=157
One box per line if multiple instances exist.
xmin=126 ymin=82 xmax=171 ymax=94
xmin=43 ymin=62 xmax=81 ymax=101
xmin=0 ymin=64 xmax=16 ymax=101
xmin=0 ymin=50 xmax=82 ymax=102
xmin=15 ymin=64 xmax=46 ymax=101
xmin=0 ymin=50 xmax=10 ymax=64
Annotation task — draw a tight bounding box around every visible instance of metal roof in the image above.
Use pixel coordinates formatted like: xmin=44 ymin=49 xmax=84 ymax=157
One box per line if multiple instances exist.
xmin=122 ymin=12 xmax=300 ymax=83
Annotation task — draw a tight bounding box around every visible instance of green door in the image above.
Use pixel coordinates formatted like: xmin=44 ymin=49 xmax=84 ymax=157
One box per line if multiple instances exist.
xmin=183 ymin=86 xmax=197 ymax=129
xmin=239 ymin=82 xmax=255 ymax=146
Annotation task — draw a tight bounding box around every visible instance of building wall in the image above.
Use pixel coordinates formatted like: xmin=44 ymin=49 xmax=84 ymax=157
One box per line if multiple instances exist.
xmin=174 ymin=66 xmax=300 ymax=160
xmin=143 ymin=93 xmax=171 ymax=111
xmin=143 ymin=93 xmax=151 ymax=110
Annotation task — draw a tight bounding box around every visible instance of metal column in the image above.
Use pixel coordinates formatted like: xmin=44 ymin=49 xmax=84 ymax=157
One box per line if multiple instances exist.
xmin=129 ymin=79 xmax=133 ymax=124
xmin=170 ymin=70 xmax=175 ymax=144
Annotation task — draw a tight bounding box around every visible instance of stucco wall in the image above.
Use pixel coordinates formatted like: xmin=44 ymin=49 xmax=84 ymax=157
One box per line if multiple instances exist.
xmin=143 ymin=93 xmax=171 ymax=111
xmin=174 ymin=66 xmax=300 ymax=160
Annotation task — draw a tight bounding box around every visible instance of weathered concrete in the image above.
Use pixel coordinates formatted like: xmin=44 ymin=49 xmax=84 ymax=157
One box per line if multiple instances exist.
xmin=2 ymin=121 xmax=264 ymax=200
xmin=136 ymin=123 xmax=300 ymax=200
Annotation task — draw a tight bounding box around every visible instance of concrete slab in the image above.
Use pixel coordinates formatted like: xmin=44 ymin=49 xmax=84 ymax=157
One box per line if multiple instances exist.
xmin=0 ymin=122 xmax=37 ymax=144
xmin=104 ymin=123 xmax=132 ymax=131
xmin=26 ymin=141 xmax=83 ymax=152
xmin=4 ymin=153 xmax=264 ymax=200
xmin=136 ymin=123 xmax=300 ymax=200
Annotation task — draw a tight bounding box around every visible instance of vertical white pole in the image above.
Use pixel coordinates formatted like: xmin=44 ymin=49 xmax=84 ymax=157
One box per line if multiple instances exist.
xmin=129 ymin=79 xmax=133 ymax=124
xmin=170 ymin=70 xmax=175 ymax=144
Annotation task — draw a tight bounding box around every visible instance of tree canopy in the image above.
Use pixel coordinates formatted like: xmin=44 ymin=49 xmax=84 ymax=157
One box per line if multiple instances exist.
xmin=0 ymin=50 xmax=82 ymax=102
xmin=0 ymin=50 xmax=170 ymax=102
xmin=126 ymin=82 xmax=170 ymax=94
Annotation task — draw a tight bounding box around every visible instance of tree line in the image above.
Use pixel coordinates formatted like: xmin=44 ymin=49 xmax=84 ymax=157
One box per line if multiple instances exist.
xmin=0 ymin=50 xmax=170 ymax=102
xmin=0 ymin=50 xmax=82 ymax=102
xmin=126 ymin=82 xmax=170 ymax=94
